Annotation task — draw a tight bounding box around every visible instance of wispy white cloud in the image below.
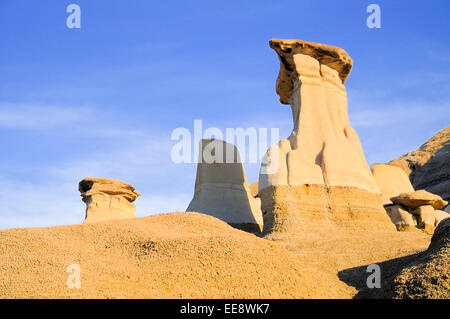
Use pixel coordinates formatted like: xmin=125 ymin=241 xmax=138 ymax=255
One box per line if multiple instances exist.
xmin=0 ymin=104 xmax=87 ymax=129
xmin=0 ymin=102 xmax=146 ymax=137
xmin=350 ymin=102 xmax=450 ymax=128
xmin=0 ymin=177 xmax=83 ymax=229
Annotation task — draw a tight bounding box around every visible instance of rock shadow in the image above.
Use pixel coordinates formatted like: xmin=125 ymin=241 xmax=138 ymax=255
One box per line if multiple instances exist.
xmin=337 ymin=251 xmax=425 ymax=299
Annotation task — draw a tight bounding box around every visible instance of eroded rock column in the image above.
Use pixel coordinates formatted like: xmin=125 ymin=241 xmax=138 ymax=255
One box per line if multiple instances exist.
xmin=79 ymin=177 xmax=140 ymax=223
xmin=259 ymin=39 xmax=395 ymax=237
xmin=187 ymin=139 xmax=263 ymax=232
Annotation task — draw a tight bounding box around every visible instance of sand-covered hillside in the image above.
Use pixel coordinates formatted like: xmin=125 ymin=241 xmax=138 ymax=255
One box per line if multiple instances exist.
xmin=0 ymin=212 xmax=439 ymax=299
xmin=0 ymin=213 xmax=338 ymax=298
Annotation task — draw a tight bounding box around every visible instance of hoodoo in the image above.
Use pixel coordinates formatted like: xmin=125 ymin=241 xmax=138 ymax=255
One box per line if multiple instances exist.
xmin=187 ymin=139 xmax=263 ymax=232
xmin=79 ymin=177 xmax=140 ymax=223
xmin=259 ymin=39 xmax=395 ymax=236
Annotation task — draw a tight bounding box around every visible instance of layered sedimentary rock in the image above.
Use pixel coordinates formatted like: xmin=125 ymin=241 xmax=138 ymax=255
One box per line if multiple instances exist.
xmin=259 ymin=39 xmax=394 ymax=236
xmin=187 ymin=139 xmax=263 ymax=232
xmin=79 ymin=177 xmax=140 ymax=223
xmin=370 ymin=163 xmax=415 ymax=205
xmin=389 ymin=126 xmax=450 ymax=202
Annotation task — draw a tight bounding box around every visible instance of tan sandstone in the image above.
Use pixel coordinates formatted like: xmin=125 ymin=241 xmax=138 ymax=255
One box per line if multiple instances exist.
xmin=385 ymin=205 xmax=418 ymax=232
xmin=249 ymin=181 xmax=259 ymax=198
xmin=370 ymin=163 xmax=415 ymax=205
xmin=0 ymin=212 xmax=433 ymax=299
xmin=434 ymin=210 xmax=450 ymax=226
xmin=258 ymin=39 xmax=393 ymax=236
xmin=79 ymin=177 xmax=140 ymax=223
xmin=187 ymin=139 xmax=263 ymax=232
xmin=391 ymin=190 xmax=448 ymax=210
xmin=413 ymin=205 xmax=437 ymax=234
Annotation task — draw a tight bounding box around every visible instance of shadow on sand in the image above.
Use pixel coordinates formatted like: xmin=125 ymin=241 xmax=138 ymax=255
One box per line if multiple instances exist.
xmin=338 ymin=251 xmax=425 ymax=299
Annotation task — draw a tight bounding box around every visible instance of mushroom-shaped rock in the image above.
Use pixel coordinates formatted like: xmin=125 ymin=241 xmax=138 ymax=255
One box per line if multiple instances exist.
xmin=187 ymin=139 xmax=263 ymax=232
xmin=258 ymin=39 xmax=393 ymax=236
xmin=269 ymin=39 xmax=353 ymax=105
xmin=391 ymin=190 xmax=448 ymax=210
xmin=79 ymin=177 xmax=140 ymax=223
xmin=371 ymin=163 xmax=415 ymax=205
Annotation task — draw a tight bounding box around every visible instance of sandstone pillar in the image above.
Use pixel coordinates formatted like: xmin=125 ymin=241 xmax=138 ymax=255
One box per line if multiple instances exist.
xmin=259 ymin=39 xmax=395 ymax=237
xmin=187 ymin=139 xmax=263 ymax=232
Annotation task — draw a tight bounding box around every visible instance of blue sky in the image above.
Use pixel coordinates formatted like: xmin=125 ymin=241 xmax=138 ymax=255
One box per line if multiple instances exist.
xmin=0 ymin=0 xmax=449 ymax=229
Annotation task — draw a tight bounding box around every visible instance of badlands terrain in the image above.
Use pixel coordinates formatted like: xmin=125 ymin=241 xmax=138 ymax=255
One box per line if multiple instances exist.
xmin=1 ymin=39 xmax=448 ymax=299
xmin=1 ymin=212 xmax=448 ymax=299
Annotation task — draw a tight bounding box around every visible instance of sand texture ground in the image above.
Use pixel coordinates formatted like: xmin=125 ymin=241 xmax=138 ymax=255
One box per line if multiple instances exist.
xmin=0 ymin=212 xmax=442 ymax=299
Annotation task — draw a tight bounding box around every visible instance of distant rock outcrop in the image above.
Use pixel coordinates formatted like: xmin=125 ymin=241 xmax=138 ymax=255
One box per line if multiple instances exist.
xmin=187 ymin=139 xmax=263 ymax=232
xmin=389 ymin=126 xmax=450 ymax=203
xmin=370 ymin=163 xmax=415 ymax=205
xmin=258 ymin=39 xmax=394 ymax=237
xmin=79 ymin=177 xmax=140 ymax=223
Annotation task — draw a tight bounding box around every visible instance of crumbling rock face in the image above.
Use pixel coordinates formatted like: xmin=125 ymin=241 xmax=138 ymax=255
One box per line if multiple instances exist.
xmin=79 ymin=177 xmax=140 ymax=223
xmin=385 ymin=205 xmax=418 ymax=232
xmin=187 ymin=139 xmax=263 ymax=232
xmin=259 ymin=39 xmax=394 ymax=236
xmin=389 ymin=126 xmax=450 ymax=202
xmin=249 ymin=181 xmax=259 ymax=198
xmin=391 ymin=218 xmax=450 ymax=299
xmin=386 ymin=190 xmax=449 ymax=233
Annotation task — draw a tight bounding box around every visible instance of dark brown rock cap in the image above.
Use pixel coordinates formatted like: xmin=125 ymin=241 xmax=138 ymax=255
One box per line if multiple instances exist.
xmin=269 ymin=39 xmax=353 ymax=104
xmin=78 ymin=177 xmax=140 ymax=202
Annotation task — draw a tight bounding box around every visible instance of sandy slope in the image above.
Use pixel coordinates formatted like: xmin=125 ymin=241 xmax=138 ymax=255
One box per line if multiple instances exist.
xmin=0 ymin=212 xmax=433 ymax=299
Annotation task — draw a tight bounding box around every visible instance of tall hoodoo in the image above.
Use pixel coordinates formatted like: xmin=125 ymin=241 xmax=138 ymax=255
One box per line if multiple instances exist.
xmin=259 ymin=39 xmax=394 ymax=236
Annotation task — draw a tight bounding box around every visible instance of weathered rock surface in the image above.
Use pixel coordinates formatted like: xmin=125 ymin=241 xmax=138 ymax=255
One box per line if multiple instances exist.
xmin=389 ymin=126 xmax=450 ymax=202
xmin=79 ymin=177 xmax=140 ymax=223
xmin=413 ymin=205 xmax=437 ymax=233
xmin=391 ymin=218 xmax=450 ymax=298
xmin=435 ymin=210 xmax=450 ymax=226
xmin=249 ymin=181 xmax=259 ymax=197
xmin=269 ymin=39 xmax=353 ymax=104
xmin=370 ymin=163 xmax=415 ymax=205
xmin=259 ymin=39 xmax=393 ymax=236
xmin=385 ymin=205 xmax=418 ymax=232
xmin=391 ymin=190 xmax=448 ymax=210
xmin=187 ymin=139 xmax=263 ymax=232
